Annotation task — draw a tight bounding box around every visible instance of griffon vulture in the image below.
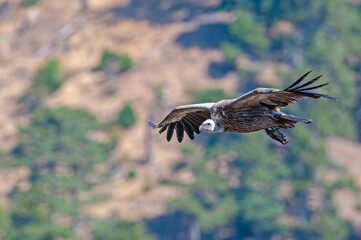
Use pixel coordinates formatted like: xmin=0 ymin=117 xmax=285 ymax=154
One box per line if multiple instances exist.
xmin=148 ymin=71 xmax=338 ymax=144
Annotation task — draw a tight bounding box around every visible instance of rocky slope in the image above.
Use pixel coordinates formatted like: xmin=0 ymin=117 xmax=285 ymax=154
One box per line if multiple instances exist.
xmin=0 ymin=0 xmax=360 ymax=224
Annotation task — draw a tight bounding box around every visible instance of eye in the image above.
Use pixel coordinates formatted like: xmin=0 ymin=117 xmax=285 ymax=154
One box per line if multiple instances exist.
xmin=207 ymin=123 xmax=211 ymax=126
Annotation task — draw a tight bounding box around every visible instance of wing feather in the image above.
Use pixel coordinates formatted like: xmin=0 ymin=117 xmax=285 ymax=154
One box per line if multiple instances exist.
xmin=183 ymin=116 xmax=201 ymax=134
xmin=297 ymin=83 xmax=329 ymax=92
xmin=226 ymin=72 xmax=339 ymax=109
xmin=166 ymin=123 xmax=176 ymax=142
xmin=284 ymin=70 xmax=312 ymax=90
xmin=176 ymin=121 xmax=185 ymax=143
xmin=187 ymin=113 xmax=205 ymax=125
xmin=159 ymin=125 xmax=168 ymax=134
xmin=149 ymin=103 xmax=213 ymax=142
xmin=182 ymin=119 xmax=195 ymax=140
xmin=291 ymin=74 xmax=323 ymax=91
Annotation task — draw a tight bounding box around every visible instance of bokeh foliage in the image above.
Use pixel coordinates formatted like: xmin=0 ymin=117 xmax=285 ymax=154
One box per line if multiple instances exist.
xmin=172 ymin=0 xmax=360 ymax=239
xmin=34 ymin=60 xmax=64 ymax=95
xmin=96 ymin=50 xmax=133 ymax=73
xmin=192 ymin=88 xmax=234 ymax=103
xmin=92 ymin=219 xmax=155 ymax=240
xmin=117 ymin=103 xmax=137 ymax=129
xmin=1 ymin=0 xmax=361 ymax=239
xmin=0 ymin=107 xmax=152 ymax=239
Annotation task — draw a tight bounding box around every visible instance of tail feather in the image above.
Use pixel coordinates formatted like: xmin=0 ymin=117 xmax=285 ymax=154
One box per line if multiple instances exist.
xmin=281 ymin=114 xmax=312 ymax=124
xmin=273 ymin=110 xmax=312 ymax=124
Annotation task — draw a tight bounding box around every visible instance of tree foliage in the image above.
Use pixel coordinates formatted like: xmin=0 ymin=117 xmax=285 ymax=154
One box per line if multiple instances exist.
xmin=1 ymin=1 xmax=361 ymax=239
xmin=22 ymin=0 xmax=39 ymax=6
xmin=229 ymin=11 xmax=270 ymax=56
xmin=96 ymin=50 xmax=133 ymax=73
xmin=173 ymin=1 xmax=361 ymax=238
xmin=0 ymin=107 xmax=119 ymax=239
xmin=192 ymin=88 xmax=234 ymax=103
xmin=92 ymin=219 xmax=155 ymax=240
xmin=117 ymin=103 xmax=137 ymax=129
xmin=34 ymin=60 xmax=64 ymax=95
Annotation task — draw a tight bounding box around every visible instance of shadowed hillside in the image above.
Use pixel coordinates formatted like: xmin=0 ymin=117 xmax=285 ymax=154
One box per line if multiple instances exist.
xmin=0 ymin=0 xmax=360 ymax=239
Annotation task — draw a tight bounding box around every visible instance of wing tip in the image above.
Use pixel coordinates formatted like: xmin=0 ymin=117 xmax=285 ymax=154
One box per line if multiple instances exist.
xmin=148 ymin=120 xmax=158 ymax=129
xmin=322 ymin=94 xmax=340 ymax=101
xmin=305 ymin=119 xmax=313 ymax=124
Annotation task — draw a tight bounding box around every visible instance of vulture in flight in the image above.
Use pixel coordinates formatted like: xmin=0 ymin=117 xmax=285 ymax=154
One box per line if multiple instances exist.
xmin=148 ymin=71 xmax=339 ymax=144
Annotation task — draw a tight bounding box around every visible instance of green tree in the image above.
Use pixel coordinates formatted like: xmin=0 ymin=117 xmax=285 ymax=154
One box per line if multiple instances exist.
xmin=229 ymin=11 xmax=270 ymax=56
xmin=34 ymin=60 xmax=64 ymax=95
xmin=0 ymin=185 xmax=75 ymax=240
xmin=192 ymin=88 xmax=234 ymax=103
xmin=172 ymin=1 xmax=361 ymax=238
xmin=8 ymin=107 xmax=114 ymax=238
xmin=172 ymin=147 xmax=239 ymax=231
xmin=95 ymin=50 xmax=133 ymax=73
xmin=173 ymin=132 xmax=291 ymax=236
xmin=22 ymin=0 xmax=39 ymax=6
xmin=117 ymin=103 xmax=137 ymax=129
xmin=92 ymin=219 xmax=154 ymax=240
xmin=21 ymin=59 xmax=65 ymax=110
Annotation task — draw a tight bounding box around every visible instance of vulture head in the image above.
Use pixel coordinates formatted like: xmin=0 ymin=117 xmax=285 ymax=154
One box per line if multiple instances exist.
xmin=199 ymin=119 xmax=224 ymax=133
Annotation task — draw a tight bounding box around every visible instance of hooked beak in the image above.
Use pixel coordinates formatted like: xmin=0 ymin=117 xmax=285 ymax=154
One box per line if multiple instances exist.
xmin=199 ymin=124 xmax=204 ymax=132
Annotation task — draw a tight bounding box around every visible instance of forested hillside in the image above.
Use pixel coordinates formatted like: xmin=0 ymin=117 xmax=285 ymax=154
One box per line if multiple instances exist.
xmin=0 ymin=0 xmax=360 ymax=239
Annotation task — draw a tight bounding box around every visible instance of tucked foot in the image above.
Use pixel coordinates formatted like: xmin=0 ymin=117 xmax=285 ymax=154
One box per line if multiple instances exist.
xmin=265 ymin=127 xmax=288 ymax=145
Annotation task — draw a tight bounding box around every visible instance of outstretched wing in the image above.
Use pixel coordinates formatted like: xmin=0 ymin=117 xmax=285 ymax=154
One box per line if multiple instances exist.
xmin=148 ymin=103 xmax=214 ymax=142
xmin=225 ymin=71 xmax=339 ymax=109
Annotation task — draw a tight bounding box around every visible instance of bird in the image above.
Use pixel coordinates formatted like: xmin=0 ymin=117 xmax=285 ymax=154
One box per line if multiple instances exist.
xmin=148 ymin=71 xmax=339 ymax=144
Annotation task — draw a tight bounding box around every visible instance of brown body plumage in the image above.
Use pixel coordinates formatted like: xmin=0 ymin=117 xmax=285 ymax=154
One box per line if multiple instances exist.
xmin=149 ymin=71 xmax=339 ymax=144
xmin=214 ymin=103 xmax=296 ymax=132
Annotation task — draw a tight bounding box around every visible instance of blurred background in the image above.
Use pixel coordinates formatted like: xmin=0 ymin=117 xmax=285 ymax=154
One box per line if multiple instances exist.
xmin=0 ymin=0 xmax=360 ymax=239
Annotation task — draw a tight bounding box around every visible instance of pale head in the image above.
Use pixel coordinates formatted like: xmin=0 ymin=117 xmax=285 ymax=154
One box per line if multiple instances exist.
xmin=199 ymin=119 xmax=224 ymax=133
